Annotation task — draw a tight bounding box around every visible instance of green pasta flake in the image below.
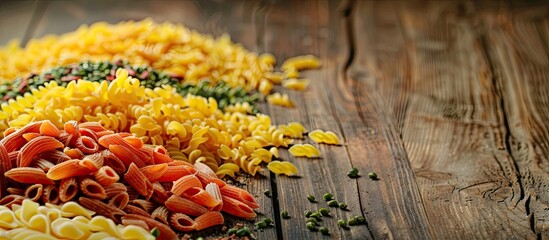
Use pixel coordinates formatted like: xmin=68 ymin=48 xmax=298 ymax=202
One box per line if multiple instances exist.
xmin=307 ymin=194 xmax=316 ymax=202
xmin=322 ymin=193 xmax=334 ymax=201
xmin=319 ymin=226 xmax=330 ymax=235
xmin=327 ymin=200 xmax=339 ymax=207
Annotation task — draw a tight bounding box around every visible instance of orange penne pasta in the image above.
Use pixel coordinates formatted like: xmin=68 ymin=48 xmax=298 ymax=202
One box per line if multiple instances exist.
xmin=171 ymin=175 xmax=202 ymax=197
xmin=39 ymin=120 xmax=61 ymax=137
xmin=157 ymin=165 xmax=196 ymax=182
xmin=126 ymin=185 xmax=140 ymax=200
xmin=22 ymin=132 xmax=41 ymax=141
xmin=1 ymin=121 xmax=42 ymax=152
xmin=183 ymin=187 xmax=219 ymax=208
xmin=151 ymin=182 xmax=169 ymax=204
xmin=64 ymin=147 xmax=84 ymax=159
xmin=123 ymin=136 xmax=144 ymax=149
xmin=3 ymin=127 xmax=17 ymax=137
xmin=94 ymin=166 xmax=119 ymax=186
xmin=7 ymin=187 xmax=24 ymax=196
xmin=31 ymin=158 xmax=55 ymax=172
xmin=139 ymin=163 xmax=168 ymax=182
xmin=17 ymin=136 xmax=63 ymax=167
xmin=24 ymin=184 xmax=43 ymax=201
xmin=103 ymin=149 xmax=126 ymax=173
xmin=5 ymin=167 xmax=55 ymax=185
xmin=0 ymin=143 xmax=11 ymax=198
xmin=57 ymin=132 xmax=72 ymax=146
xmin=105 ymin=182 xmax=127 ymax=198
xmin=78 ymin=128 xmax=98 ymax=141
xmin=46 ymin=159 xmax=94 ymax=180
xmin=59 ymin=177 xmax=78 ymax=202
xmin=80 ymin=177 xmax=107 ymax=199
xmin=121 ymin=218 xmax=150 ymax=231
xmin=98 ymin=134 xmax=150 ymax=164
xmin=221 ymin=195 xmax=257 ymax=219
xmin=75 ymin=136 xmax=99 ymax=154
xmin=169 ymin=213 xmax=196 ymax=232
xmin=7 ymin=151 xmax=17 ymax=167
xmin=96 ymin=130 xmax=115 ymax=137
xmin=42 ymin=185 xmax=59 ymax=204
xmin=165 ymin=195 xmax=209 ymax=217
xmin=78 ymin=122 xmax=108 ymax=132
xmin=64 ymin=120 xmax=79 ymax=136
xmin=194 ymin=162 xmax=226 ymax=188
xmin=152 ymin=151 xmax=173 ymax=164
xmin=79 ymin=197 xmax=126 ymax=224
xmin=39 ymin=150 xmax=70 ymax=164
xmin=220 ymin=184 xmax=259 ymax=209
xmin=109 ymin=192 xmax=129 ymax=209
xmin=205 ymin=183 xmax=223 ymax=212
xmin=151 ymin=206 xmax=170 ymax=225
xmin=0 ymin=194 xmax=25 ymax=208
xmin=80 ymin=152 xmax=104 ymax=171
xmin=124 ymin=204 xmax=151 ymax=217
xmin=131 ymin=199 xmax=155 ymax=213
xmin=125 ymin=163 xmax=153 ymax=199
xmin=194 ymin=211 xmax=224 ymax=231
xmin=110 ymin=144 xmax=146 ymax=168
xmin=121 ymin=214 xmax=177 ymax=240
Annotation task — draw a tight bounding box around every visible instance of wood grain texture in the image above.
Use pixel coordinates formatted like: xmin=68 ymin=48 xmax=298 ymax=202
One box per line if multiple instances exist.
xmin=482 ymin=7 xmax=549 ymax=238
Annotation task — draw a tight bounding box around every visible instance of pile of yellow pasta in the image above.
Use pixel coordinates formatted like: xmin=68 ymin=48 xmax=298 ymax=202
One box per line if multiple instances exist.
xmin=0 ymin=19 xmax=342 ymax=238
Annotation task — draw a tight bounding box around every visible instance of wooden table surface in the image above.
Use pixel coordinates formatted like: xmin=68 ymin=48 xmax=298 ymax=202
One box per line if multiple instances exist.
xmin=1 ymin=0 xmax=549 ymax=239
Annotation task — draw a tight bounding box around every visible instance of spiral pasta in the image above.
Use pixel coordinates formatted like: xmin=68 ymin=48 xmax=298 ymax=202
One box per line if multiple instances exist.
xmin=308 ymin=129 xmax=341 ymax=145
xmin=288 ymin=144 xmax=321 ymax=158
xmin=267 ymin=161 xmax=299 ymax=176
xmin=266 ymin=93 xmax=294 ymax=107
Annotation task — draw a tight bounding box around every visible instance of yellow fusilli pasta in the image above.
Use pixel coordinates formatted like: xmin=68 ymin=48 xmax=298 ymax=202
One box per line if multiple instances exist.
xmin=288 ymin=144 xmax=321 ymax=158
xmin=308 ymin=129 xmax=341 ymax=145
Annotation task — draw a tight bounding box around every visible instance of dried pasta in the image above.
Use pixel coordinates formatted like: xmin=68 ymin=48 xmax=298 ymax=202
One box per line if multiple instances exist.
xmin=267 ymin=161 xmax=299 ymax=176
xmin=288 ymin=144 xmax=321 ymax=158
xmin=308 ymin=129 xmax=341 ymax=145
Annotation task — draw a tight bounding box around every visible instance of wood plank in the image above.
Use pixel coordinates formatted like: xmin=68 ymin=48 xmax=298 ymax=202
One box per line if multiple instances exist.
xmin=0 ymin=0 xmax=40 ymax=45
xmin=25 ymin=0 xmax=277 ymax=239
xmin=351 ymin=0 xmax=536 ymax=238
xmin=482 ymin=7 xmax=549 ymax=238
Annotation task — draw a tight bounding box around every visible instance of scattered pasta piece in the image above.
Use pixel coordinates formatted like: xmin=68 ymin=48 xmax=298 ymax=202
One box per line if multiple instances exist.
xmin=267 ymin=93 xmax=295 ymax=107
xmin=267 ymin=161 xmax=299 ymax=176
xmin=282 ymin=78 xmax=310 ymax=91
xmin=308 ymin=129 xmax=341 ymax=145
xmin=288 ymin=144 xmax=321 ymax=158
xmin=281 ymin=55 xmax=322 ymax=71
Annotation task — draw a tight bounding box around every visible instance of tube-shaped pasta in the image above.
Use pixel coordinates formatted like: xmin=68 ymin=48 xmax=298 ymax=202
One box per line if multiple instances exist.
xmin=151 ymin=206 xmax=169 ymax=225
xmin=194 ymin=211 xmax=224 ymax=231
xmin=24 ymin=184 xmax=43 ymax=201
xmin=121 ymin=214 xmax=177 ymax=240
xmin=108 ymin=192 xmax=129 ymax=210
xmin=59 ymin=178 xmax=78 ymax=202
xmin=94 ymin=166 xmax=119 ymax=186
xmin=169 ymin=213 xmax=196 ymax=232
xmin=171 ymin=175 xmax=202 ymax=197
xmin=124 ymin=163 xmax=153 ymax=199
xmin=221 ymin=195 xmax=257 ymax=219
xmin=39 ymin=120 xmax=61 ymax=137
xmin=17 ymin=136 xmax=63 ymax=167
xmin=46 ymin=160 xmax=93 ymax=180
xmin=4 ymin=167 xmax=55 ymax=185
xmin=79 ymin=197 xmax=125 ymax=224
xmin=79 ymin=177 xmax=107 ymax=200
xmin=165 ymin=195 xmax=208 ymax=217
xmin=219 ymin=184 xmax=259 ymax=209
xmin=139 ymin=163 xmax=168 ymax=182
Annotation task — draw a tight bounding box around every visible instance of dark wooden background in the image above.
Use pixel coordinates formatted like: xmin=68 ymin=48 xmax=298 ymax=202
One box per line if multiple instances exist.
xmin=1 ymin=0 xmax=549 ymax=239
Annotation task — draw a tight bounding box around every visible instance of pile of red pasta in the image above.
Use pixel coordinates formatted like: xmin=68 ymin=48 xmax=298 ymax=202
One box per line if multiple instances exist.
xmin=0 ymin=120 xmax=259 ymax=239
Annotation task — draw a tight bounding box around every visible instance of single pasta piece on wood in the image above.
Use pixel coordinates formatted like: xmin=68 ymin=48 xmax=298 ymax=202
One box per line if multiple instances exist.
xmin=221 ymin=195 xmax=257 ymax=219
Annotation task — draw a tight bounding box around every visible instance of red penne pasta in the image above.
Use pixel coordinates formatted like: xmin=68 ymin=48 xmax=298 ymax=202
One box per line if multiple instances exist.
xmin=123 ymin=136 xmax=144 ymax=149
xmin=169 ymin=213 xmax=196 ymax=232
xmin=108 ymin=192 xmax=129 ymax=209
xmin=3 ymin=127 xmax=17 ymax=138
xmin=151 ymin=182 xmax=169 ymax=204
xmin=96 ymin=130 xmax=115 ymax=137
xmin=79 ymin=122 xmax=108 ymax=132
xmin=117 ymin=132 xmax=133 ymax=138
xmin=22 ymin=132 xmax=41 ymax=141
xmin=80 ymin=152 xmax=104 ymax=171
xmin=221 ymin=195 xmax=257 ymax=219
xmin=125 ymin=163 xmax=153 ymax=199
xmin=0 ymin=143 xmax=11 ymax=198
xmin=105 ymin=182 xmax=127 ymax=198
xmin=64 ymin=121 xmax=80 ymax=146
xmin=7 ymin=151 xmax=18 ymax=166
xmin=59 ymin=177 xmax=78 ymax=202
xmin=205 ymin=183 xmax=223 ymax=212
xmin=151 ymin=206 xmax=170 ymax=225
xmin=165 ymin=195 xmax=208 ymax=217
xmin=109 ymin=144 xmax=146 ymax=168
xmin=139 ymin=163 xmax=168 ymax=182
xmin=126 ymin=185 xmax=140 ymax=200
xmin=124 ymin=204 xmax=151 ymax=217
xmin=17 ymin=136 xmax=63 ymax=167
xmin=121 ymin=218 xmax=149 ymax=231
xmin=0 ymin=194 xmax=25 ymax=208
xmin=31 ymin=158 xmax=55 ymax=172
xmin=98 ymin=134 xmax=150 ymax=164
xmin=171 ymin=175 xmax=202 ymax=197
xmin=80 ymin=177 xmax=107 ymax=199
xmin=194 ymin=211 xmax=224 ymax=231
xmin=24 ymin=184 xmax=43 ymax=201
xmin=131 ymin=199 xmax=155 ymax=213
xmin=57 ymin=132 xmax=72 ymax=146
xmin=42 ymin=185 xmax=60 ymax=204
xmin=5 ymin=167 xmax=55 ymax=185
xmin=79 ymin=197 xmax=126 ymax=224
xmin=153 ymin=151 xmax=173 ymax=164
xmin=39 ymin=120 xmax=61 ymax=137
xmin=64 ymin=148 xmax=85 ymax=159
xmin=103 ymin=149 xmax=126 ymax=173
xmin=75 ymin=136 xmax=99 ymax=154
xmin=183 ymin=187 xmax=219 ymax=208
xmin=94 ymin=166 xmax=119 ymax=186
xmin=194 ymin=162 xmax=226 ymax=188
xmin=121 ymin=214 xmax=177 ymax=240
xmin=219 ymin=184 xmax=260 ymax=209
xmin=78 ymin=128 xmax=98 ymax=141
xmin=39 ymin=150 xmax=70 ymax=164
xmin=6 ymin=187 xmax=24 ymax=196
xmin=157 ymin=165 xmax=196 ymax=182
xmin=46 ymin=159 xmax=94 ymax=180
xmin=1 ymin=121 xmax=42 ymax=152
